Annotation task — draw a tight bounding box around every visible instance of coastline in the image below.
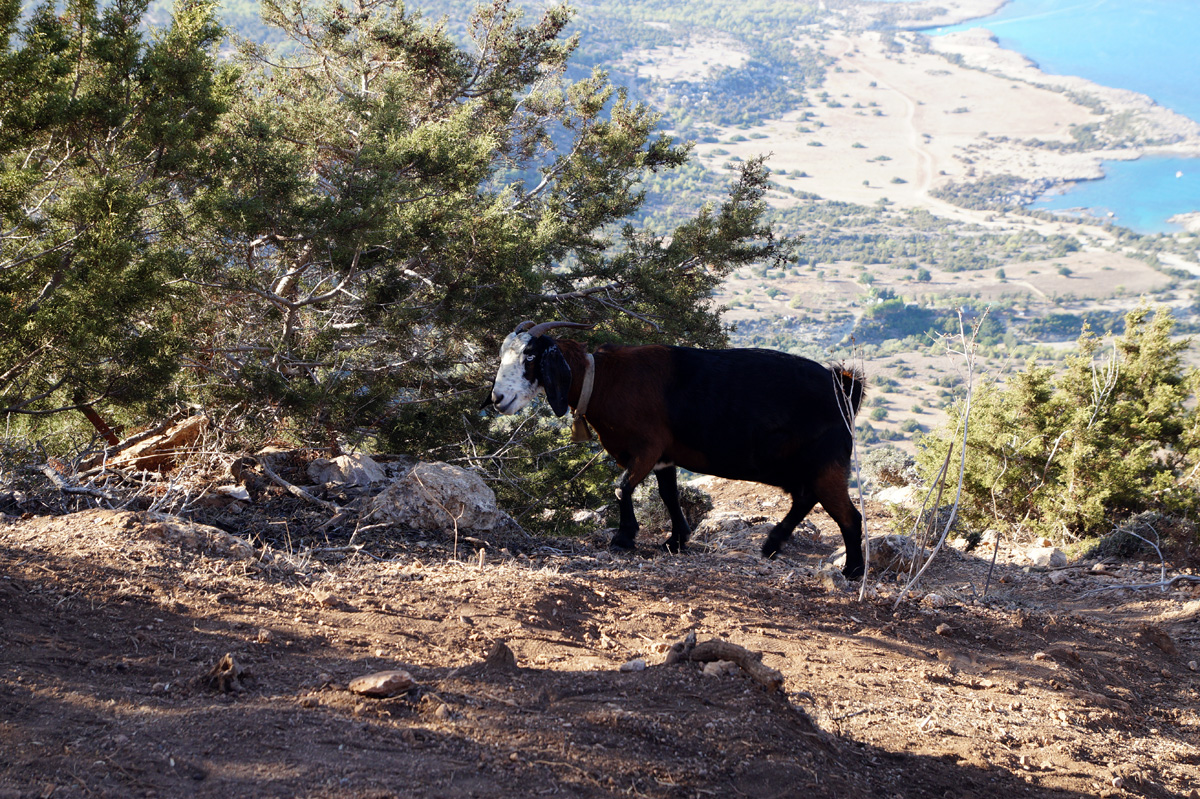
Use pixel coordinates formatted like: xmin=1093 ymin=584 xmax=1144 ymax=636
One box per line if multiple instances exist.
xmin=690 ymin=2 xmax=1200 ymax=228
xmin=928 ymin=27 xmax=1200 ymax=160
xmin=879 ymin=0 xmax=1009 ymax=30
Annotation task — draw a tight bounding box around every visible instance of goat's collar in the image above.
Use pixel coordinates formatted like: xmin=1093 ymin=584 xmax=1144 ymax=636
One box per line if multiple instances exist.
xmin=571 ymin=354 xmax=596 ymax=443
xmin=575 ymin=353 xmax=596 ymax=415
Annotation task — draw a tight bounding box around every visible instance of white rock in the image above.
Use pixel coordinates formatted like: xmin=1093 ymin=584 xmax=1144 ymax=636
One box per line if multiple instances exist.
xmin=870 ymin=535 xmax=928 ymax=571
xmin=818 ymin=567 xmax=848 ymax=592
xmin=619 ymin=658 xmax=647 ymax=673
xmin=923 ymin=592 xmax=948 ymax=608
xmin=1026 ymin=546 xmax=1067 ymax=569
xmin=571 ymin=509 xmax=604 ymax=525
xmin=348 ymin=669 xmax=415 ymax=698
xmin=367 ymin=462 xmax=499 ymax=533
xmin=308 ymin=453 xmax=387 ymax=486
xmin=1049 ymin=570 xmax=1071 ymax=585
xmin=214 ymin=485 xmax=251 ymax=501
xmin=694 ymin=512 xmax=754 ymax=538
xmin=702 ymin=660 xmax=737 ymax=677
xmin=141 ymin=514 xmax=255 ymax=560
xmin=874 ymin=485 xmax=922 ymax=508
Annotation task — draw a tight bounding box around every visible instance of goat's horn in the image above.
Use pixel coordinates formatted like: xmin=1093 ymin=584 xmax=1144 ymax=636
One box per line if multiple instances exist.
xmin=526 ymin=320 xmax=594 ymax=338
xmin=513 ymin=320 xmax=536 ymax=334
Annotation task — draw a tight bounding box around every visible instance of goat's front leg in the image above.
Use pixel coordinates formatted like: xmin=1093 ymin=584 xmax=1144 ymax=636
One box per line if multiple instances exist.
xmin=609 ymin=469 xmax=640 ymax=550
xmin=609 ymin=456 xmax=658 ymax=551
xmin=655 ymin=464 xmax=691 ymax=553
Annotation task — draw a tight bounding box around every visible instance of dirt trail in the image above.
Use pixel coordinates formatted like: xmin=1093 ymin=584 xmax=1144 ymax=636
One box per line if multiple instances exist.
xmin=2 ymin=484 xmax=1199 ymax=798
xmin=833 ymin=38 xmax=938 ymax=199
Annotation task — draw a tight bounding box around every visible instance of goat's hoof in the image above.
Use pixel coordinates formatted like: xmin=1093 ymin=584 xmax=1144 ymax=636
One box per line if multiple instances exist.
xmin=761 ymin=540 xmax=782 ymax=559
xmin=609 ymin=534 xmax=637 ymax=552
xmin=842 ymin=563 xmax=865 ymax=580
xmin=661 ymin=539 xmax=687 ymax=554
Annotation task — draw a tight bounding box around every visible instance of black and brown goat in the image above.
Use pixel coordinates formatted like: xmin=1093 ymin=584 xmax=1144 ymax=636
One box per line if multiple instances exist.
xmin=488 ymin=320 xmax=867 ymax=578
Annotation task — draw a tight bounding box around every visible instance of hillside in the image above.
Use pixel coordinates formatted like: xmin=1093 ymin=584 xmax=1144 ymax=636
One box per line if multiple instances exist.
xmin=6 ymin=12 xmax=1200 ymax=798
xmin=619 ymin=0 xmax=1200 ymax=447
xmin=3 ymin=479 xmax=1198 ymax=798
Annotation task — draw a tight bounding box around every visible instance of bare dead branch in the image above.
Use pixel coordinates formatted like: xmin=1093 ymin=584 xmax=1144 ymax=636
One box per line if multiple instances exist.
xmin=895 ymin=308 xmax=982 ymax=609
xmin=40 ymin=464 xmax=114 ymax=504
xmin=252 ymin=457 xmax=341 ymax=514
xmin=663 ymin=632 xmax=784 ymax=692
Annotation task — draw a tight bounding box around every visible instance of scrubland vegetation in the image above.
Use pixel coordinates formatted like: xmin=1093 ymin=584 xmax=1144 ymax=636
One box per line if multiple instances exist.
xmin=5 ymin=4 xmax=1200 ymax=798
xmin=5 ymin=0 xmax=1200 ymax=554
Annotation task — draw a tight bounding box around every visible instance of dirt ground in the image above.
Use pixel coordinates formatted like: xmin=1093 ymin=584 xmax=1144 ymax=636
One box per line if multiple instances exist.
xmin=2 ymin=477 xmax=1199 ymax=799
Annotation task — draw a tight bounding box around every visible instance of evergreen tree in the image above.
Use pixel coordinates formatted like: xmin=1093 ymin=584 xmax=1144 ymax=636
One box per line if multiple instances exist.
xmin=191 ymin=0 xmax=791 ymax=449
xmin=0 ymin=0 xmax=228 ymax=430
xmin=918 ymin=306 xmax=1200 ymax=542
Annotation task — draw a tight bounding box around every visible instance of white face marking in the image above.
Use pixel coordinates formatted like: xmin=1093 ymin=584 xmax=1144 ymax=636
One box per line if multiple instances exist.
xmin=491 ymin=332 xmax=540 ymax=414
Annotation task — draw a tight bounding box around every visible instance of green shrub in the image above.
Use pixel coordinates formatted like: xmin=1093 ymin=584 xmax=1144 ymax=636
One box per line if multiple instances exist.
xmin=862 ymin=444 xmax=917 ymax=488
xmin=917 ymin=306 xmax=1200 ymax=548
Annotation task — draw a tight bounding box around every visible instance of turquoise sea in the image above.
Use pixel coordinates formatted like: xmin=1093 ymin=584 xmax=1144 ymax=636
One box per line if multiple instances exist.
xmin=923 ymin=0 xmax=1200 ymax=234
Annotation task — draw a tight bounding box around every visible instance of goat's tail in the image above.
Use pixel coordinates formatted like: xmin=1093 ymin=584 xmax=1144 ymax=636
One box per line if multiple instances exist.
xmin=830 ymin=363 xmax=866 ymax=417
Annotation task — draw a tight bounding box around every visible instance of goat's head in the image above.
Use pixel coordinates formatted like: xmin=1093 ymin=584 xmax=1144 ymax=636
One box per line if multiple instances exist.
xmin=489 ymin=320 xmax=591 ymax=416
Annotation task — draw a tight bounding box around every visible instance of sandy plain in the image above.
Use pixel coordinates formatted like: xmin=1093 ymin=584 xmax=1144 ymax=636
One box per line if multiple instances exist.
xmin=682 ymin=0 xmax=1200 ymax=227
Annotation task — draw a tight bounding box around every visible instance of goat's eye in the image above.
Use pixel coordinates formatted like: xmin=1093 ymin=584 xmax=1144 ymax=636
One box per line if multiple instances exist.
xmin=524 ymin=354 xmax=535 ymax=362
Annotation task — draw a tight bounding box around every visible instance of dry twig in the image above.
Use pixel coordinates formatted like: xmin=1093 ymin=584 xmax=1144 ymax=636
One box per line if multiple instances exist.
xmin=894 ymin=308 xmax=982 ymax=609
xmin=252 ymin=456 xmax=341 ymax=514
xmin=663 ymin=632 xmax=784 ymax=692
xmin=40 ymin=464 xmax=114 ymax=504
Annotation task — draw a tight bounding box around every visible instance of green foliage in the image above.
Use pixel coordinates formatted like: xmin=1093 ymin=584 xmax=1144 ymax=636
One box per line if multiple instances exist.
xmin=469 ymin=411 xmax=619 ymax=535
xmin=182 ymin=0 xmax=792 ymax=454
xmin=0 ymin=0 xmax=229 ymax=423
xmin=928 ymin=173 xmax=1028 ymax=211
xmin=770 ymin=200 xmax=1085 ymax=274
xmin=917 ymin=306 xmax=1200 ymax=545
xmin=632 ymin=479 xmax=713 ymax=534
xmin=855 ymin=299 xmax=938 ymax=343
xmin=1021 ymin=310 xmax=1126 ymax=342
xmin=861 ymin=444 xmax=917 ymax=488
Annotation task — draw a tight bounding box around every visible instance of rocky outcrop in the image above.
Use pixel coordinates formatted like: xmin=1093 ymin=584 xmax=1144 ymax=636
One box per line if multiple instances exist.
xmin=366 ymin=462 xmax=499 ymax=533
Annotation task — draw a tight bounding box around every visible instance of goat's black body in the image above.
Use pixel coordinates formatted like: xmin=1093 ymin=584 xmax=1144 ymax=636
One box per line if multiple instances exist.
xmin=490 ymin=327 xmax=866 ymax=579
xmin=581 ymin=343 xmax=863 ymax=579
xmin=661 ymin=347 xmax=855 ymax=485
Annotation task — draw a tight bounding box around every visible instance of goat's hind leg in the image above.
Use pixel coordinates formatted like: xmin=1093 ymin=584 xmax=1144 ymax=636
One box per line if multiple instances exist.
xmin=761 ymin=488 xmax=817 ymax=559
xmin=654 ymin=464 xmax=691 ymax=554
xmin=814 ymin=464 xmax=864 ymax=579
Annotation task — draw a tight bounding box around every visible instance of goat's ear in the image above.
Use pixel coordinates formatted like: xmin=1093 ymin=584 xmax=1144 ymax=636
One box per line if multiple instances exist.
xmin=539 ymin=343 xmax=572 ymax=417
